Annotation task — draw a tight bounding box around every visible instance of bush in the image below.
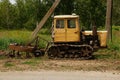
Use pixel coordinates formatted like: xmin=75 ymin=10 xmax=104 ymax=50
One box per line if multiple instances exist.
xmin=108 ymin=42 xmax=120 ymax=51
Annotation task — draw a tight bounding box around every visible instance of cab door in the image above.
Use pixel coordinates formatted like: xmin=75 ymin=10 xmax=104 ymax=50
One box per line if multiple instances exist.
xmin=66 ymin=19 xmax=80 ymax=42
xmin=54 ymin=19 xmax=66 ymax=42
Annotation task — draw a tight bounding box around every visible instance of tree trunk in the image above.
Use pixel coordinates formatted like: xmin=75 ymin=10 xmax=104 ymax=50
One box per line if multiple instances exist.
xmin=105 ymin=0 xmax=113 ymax=42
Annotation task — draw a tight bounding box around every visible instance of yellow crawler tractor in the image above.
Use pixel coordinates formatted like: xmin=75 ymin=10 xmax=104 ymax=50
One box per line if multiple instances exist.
xmin=47 ymin=15 xmax=107 ymax=59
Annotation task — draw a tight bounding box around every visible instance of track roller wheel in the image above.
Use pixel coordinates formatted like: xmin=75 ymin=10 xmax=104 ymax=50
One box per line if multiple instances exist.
xmin=81 ymin=45 xmax=93 ymax=59
xmin=64 ymin=53 xmax=69 ymax=58
xmin=74 ymin=53 xmax=80 ymax=58
xmin=47 ymin=46 xmax=59 ymax=59
xmin=58 ymin=52 xmax=65 ymax=58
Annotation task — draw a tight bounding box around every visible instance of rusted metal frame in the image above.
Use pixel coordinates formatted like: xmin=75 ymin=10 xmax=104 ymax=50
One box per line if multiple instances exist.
xmin=9 ymin=36 xmax=50 ymax=54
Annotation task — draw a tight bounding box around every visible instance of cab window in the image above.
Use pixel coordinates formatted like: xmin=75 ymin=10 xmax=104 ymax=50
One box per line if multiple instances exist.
xmin=56 ymin=20 xmax=64 ymax=28
xmin=67 ymin=19 xmax=76 ymax=28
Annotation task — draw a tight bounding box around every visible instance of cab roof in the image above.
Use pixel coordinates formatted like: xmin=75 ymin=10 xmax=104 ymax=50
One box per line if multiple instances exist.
xmin=54 ymin=15 xmax=79 ymax=19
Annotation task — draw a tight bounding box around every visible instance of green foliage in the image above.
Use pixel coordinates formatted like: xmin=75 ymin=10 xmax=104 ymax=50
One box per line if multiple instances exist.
xmin=0 ymin=31 xmax=28 ymax=50
xmin=0 ymin=38 xmax=9 ymax=50
xmin=55 ymin=0 xmax=75 ymax=14
xmin=22 ymin=61 xmax=37 ymax=66
xmin=113 ymin=0 xmax=120 ymax=25
xmin=0 ymin=30 xmax=51 ymax=50
xmin=22 ymin=58 xmax=42 ymax=66
xmin=75 ymin=0 xmax=106 ymax=29
xmin=4 ymin=62 xmax=14 ymax=67
xmin=0 ymin=0 xmax=17 ymax=29
xmin=112 ymin=26 xmax=120 ymax=31
xmin=0 ymin=0 xmax=120 ymax=29
xmin=108 ymin=26 xmax=120 ymax=51
xmin=94 ymin=49 xmax=120 ymax=60
xmin=94 ymin=50 xmax=113 ymax=59
xmin=108 ymin=42 xmax=120 ymax=51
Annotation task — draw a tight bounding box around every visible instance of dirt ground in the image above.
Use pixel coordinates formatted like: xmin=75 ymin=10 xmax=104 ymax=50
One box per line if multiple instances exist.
xmin=0 ymin=50 xmax=120 ymax=72
xmin=0 ymin=57 xmax=120 ymax=72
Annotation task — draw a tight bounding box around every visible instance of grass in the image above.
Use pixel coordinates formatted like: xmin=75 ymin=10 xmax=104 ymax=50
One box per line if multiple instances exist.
xmin=4 ymin=62 xmax=14 ymax=67
xmin=109 ymin=26 xmax=120 ymax=51
xmin=0 ymin=56 xmax=6 ymax=60
xmin=22 ymin=58 xmax=42 ymax=66
xmin=94 ymin=49 xmax=120 ymax=60
xmin=0 ymin=29 xmax=51 ymax=50
xmin=0 ymin=58 xmax=120 ymax=71
xmin=22 ymin=61 xmax=37 ymax=66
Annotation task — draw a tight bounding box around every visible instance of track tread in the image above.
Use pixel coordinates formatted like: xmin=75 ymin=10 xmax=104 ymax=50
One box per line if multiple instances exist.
xmin=47 ymin=44 xmax=93 ymax=59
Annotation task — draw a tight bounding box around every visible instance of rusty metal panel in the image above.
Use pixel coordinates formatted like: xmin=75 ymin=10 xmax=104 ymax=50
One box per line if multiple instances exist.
xmin=9 ymin=44 xmax=34 ymax=52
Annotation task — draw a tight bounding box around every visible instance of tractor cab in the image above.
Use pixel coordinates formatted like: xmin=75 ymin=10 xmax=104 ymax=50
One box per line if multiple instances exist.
xmin=53 ymin=15 xmax=80 ymax=43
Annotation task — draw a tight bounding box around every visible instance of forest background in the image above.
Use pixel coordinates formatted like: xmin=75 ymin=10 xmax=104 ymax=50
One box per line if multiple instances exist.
xmin=0 ymin=0 xmax=120 ymax=30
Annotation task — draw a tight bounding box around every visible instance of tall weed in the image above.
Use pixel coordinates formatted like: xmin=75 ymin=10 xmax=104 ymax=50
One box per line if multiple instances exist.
xmin=109 ymin=26 xmax=120 ymax=51
xmin=0 ymin=30 xmax=51 ymax=50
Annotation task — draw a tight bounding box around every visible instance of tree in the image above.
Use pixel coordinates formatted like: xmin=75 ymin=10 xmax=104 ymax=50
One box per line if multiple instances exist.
xmin=15 ymin=0 xmax=27 ymax=29
xmin=112 ymin=0 xmax=120 ymax=25
xmin=55 ymin=0 xmax=75 ymax=15
xmin=0 ymin=0 xmax=16 ymax=29
xmin=105 ymin=0 xmax=113 ymax=41
xmin=0 ymin=0 xmax=119 ymax=30
xmin=75 ymin=0 xmax=106 ymax=29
